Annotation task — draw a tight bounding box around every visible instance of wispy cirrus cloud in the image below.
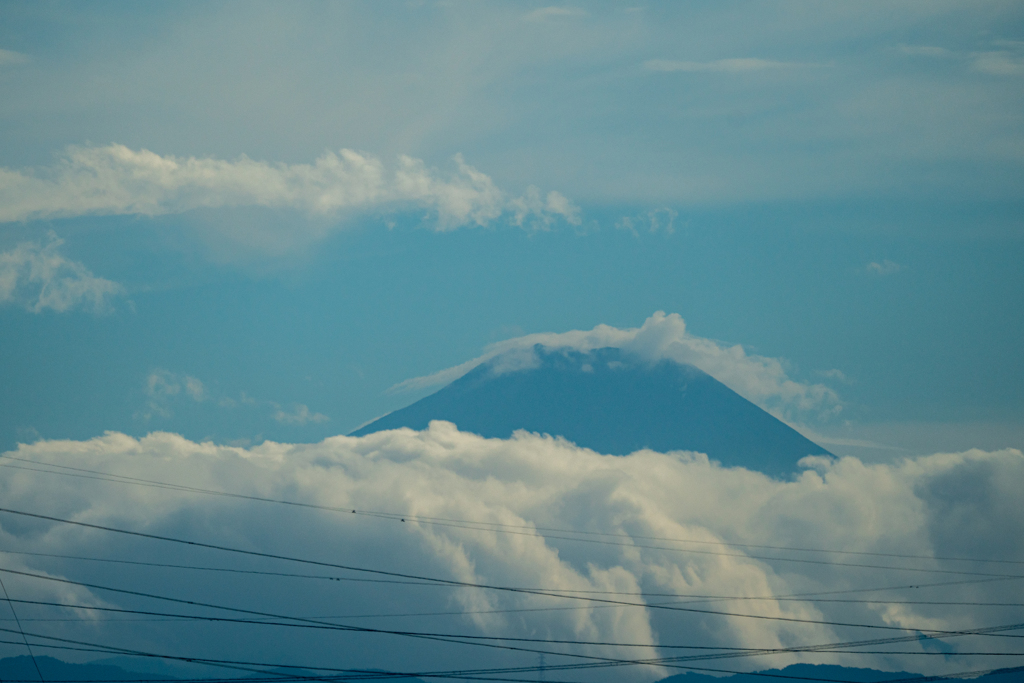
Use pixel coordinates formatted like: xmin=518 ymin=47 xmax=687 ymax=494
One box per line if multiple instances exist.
xmin=0 ymin=48 xmax=29 ymax=66
xmin=273 ymin=404 xmax=329 ymax=425
xmin=644 ymin=58 xmax=819 ymax=73
xmin=898 ymin=41 xmax=1024 ymax=76
xmin=139 ymin=369 xmax=207 ymax=420
xmin=898 ymin=45 xmax=950 ymax=57
xmin=523 ymin=7 xmax=587 ymax=22
xmin=0 ymin=145 xmax=581 ymax=236
xmin=138 ymin=370 xmax=328 ymax=428
xmin=0 ymin=233 xmax=124 ymax=314
xmin=866 ymin=259 xmax=901 ymax=276
xmin=615 ymin=208 xmax=678 ymax=236
xmin=971 ymin=51 xmax=1024 ymax=76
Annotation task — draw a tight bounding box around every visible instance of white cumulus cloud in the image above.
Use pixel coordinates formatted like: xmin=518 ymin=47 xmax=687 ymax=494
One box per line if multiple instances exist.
xmin=0 ymin=427 xmax=1020 ymax=680
xmin=392 ymin=312 xmax=841 ymax=422
xmin=0 ymin=145 xmax=580 ymax=239
xmin=0 ymin=233 xmax=124 ymax=314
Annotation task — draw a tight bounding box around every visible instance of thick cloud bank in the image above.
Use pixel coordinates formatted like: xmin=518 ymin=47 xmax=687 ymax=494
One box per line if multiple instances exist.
xmin=1 ymin=426 xmax=1021 ymax=681
xmin=395 ymin=312 xmax=842 ymax=422
xmin=0 ymin=145 xmax=580 ymax=232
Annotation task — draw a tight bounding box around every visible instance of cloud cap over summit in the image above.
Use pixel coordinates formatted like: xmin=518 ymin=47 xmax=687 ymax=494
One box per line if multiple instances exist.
xmin=353 ymin=345 xmax=830 ymax=477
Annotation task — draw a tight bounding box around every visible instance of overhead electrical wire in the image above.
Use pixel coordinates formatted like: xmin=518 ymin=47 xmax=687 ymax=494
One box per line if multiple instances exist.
xmin=1 ymin=622 xmax=1022 ymax=683
xmin=2 ymin=458 xmax=1021 ymax=683
xmin=3 ymin=500 xmax=1021 ymax=674
xmin=1 ymin=561 xmax=1021 ymax=683
xmin=2 ymin=610 xmax=1023 ymax=683
xmin=2 ymin=551 xmax=1024 ymax=644
xmin=1 ymin=507 xmax=1023 ymax=634
xmin=0 ymin=637 xmax=1021 ymax=683
xmin=3 ymin=633 xmax=1018 ymax=660
xmin=0 ymin=486 xmax=1017 ymax=583
xmin=5 ymin=596 xmax=1024 ymax=660
xmin=4 ymin=550 xmax=1023 ymax=610
xmin=2 ymin=454 xmax=1021 ymax=568
xmin=0 ymin=574 xmax=45 ymax=682
xmin=0 ymin=584 xmax=1019 ymax=683
xmin=3 ymin=592 xmax=1022 ymax=627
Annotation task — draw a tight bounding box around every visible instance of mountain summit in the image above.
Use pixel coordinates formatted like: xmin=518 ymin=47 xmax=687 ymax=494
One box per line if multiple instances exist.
xmin=352 ymin=346 xmax=830 ymax=476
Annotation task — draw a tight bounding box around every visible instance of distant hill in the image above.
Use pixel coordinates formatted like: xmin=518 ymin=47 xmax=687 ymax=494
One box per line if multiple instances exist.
xmin=0 ymin=656 xmax=425 ymax=683
xmin=6 ymin=656 xmax=1019 ymax=683
xmin=0 ymin=656 xmax=175 ymax=682
xmin=352 ymin=346 xmax=830 ymax=477
xmin=657 ymin=663 xmax=1024 ymax=683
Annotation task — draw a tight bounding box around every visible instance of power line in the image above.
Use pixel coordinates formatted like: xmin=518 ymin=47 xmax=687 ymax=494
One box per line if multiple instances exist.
xmin=2 ymin=462 xmax=1021 ymax=682
xmin=1 ymin=507 xmax=1022 ymax=636
xmin=0 ymin=551 xmax=439 ymax=588
xmin=2 ymin=606 xmax=1024 ymax=683
xmin=3 ymin=455 xmax=1020 ymax=568
xmin=2 ymin=592 xmax=1022 ymax=625
xmin=2 ymin=623 xmax=1023 ymax=683
xmin=5 ymin=550 xmax=1023 ymax=609
xmin=3 ymin=556 xmax=1024 ymax=646
xmin=2 ymin=611 xmax=1023 ymax=663
xmin=4 ymin=594 xmax=1021 ymax=654
xmin=0 ymin=576 xmax=44 ymax=682
xmin=2 ymin=503 xmax=1024 ymax=683
xmin=0 ymin=491 xmax=1015 ymax=581
xmin=2 ymin=568 xmax=1022 ymax=683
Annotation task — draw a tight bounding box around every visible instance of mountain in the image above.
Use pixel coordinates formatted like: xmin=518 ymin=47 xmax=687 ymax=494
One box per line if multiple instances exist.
xmin=5 ymin=657 xmax=1020 ymax=683
xmin=657 ymin=663 xmax=1024 ymax=683
xmin=352 ymin=346 xmax=830 ymax=476
xmin=0 ymin=656 xmax=175 ymax=682
xmin=0 ymin=657 xmax=429 ymax=683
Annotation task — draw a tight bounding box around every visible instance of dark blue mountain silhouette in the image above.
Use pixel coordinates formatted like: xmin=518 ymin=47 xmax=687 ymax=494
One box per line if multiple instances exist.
xmin=352 ymin=346 xmax=830 ymax=476
xmin=8 ymin=656 xmax=1019 ymax=683
xmin=0 ymin=657 xmax=429 ymax=683
xmin=656 ymin=663 xmax=1024 ymax=683
xmin=0 ymin=656 xmax=174 ymax=682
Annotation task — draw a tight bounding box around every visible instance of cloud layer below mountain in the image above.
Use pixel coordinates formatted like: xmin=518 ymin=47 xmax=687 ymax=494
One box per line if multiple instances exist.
xmin=1 ymin=425 xmax=1021 ymax=681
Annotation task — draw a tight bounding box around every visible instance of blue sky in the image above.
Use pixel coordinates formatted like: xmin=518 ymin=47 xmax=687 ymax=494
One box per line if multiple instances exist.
xmin=2 ymin=3 xmax=1024 ymax=679
xmin=1 ymin=0 xmax=1023 ymax=457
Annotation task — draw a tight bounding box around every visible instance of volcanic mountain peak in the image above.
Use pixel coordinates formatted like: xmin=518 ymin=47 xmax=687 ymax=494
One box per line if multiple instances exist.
xmin=353 ymin=345 xmax=830 ymax=476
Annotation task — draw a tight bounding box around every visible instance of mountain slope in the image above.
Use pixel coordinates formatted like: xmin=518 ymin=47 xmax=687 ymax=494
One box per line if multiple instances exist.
xmin=352 ymin=346 xmax=830 ymax=476
xmin=657 ymin=664 xmax=1024 ymax=683
xmin=0 ymin=656 xmax=174 ymax=682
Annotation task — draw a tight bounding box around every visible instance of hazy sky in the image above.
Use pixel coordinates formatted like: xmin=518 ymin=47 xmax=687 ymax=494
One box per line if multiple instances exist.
xmin=2 ymin=1 xmax=1023 ymax=454
xmin=2 ymin=3 xmax=1024 ymax=680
